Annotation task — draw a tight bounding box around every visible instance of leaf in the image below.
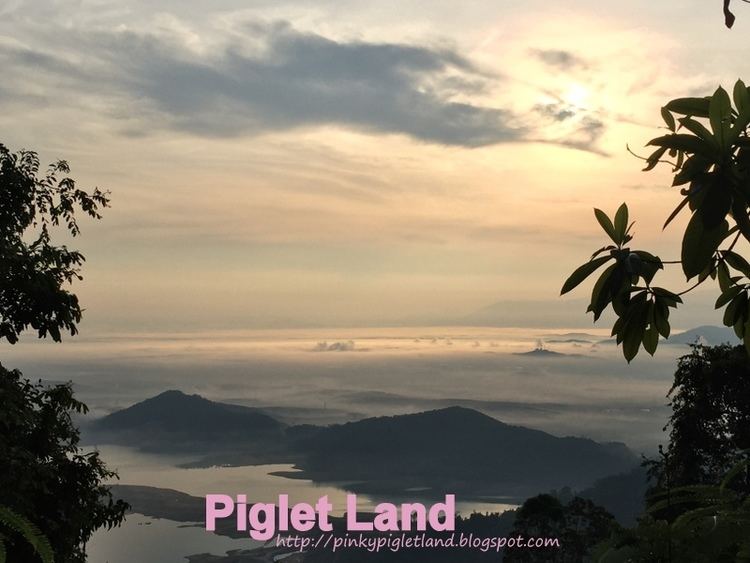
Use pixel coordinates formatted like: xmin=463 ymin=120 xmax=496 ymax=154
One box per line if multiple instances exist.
xmin=0 ymin=506 xmax=54 ymax=563
xmin=648 ymin=134 xmax=716 ymax=157
xmin=594 ymin=208 xmax=619 ymax=245
xmin=588 ymin=263 xmax=618 ymax=320
xmin=613 ymin=203 xmax=628 ymax=244
xmin=724 ymin=251 xmax=750 ymax=276
xmin=718 ymin=261 xmax=732 ymax=292
xmin=654 ymin=298 xmax=671 ymax=338
xmin=716 ymin=285 xmax=743 ymax=309
xmin=661 ymin=106 xmax=676 ymax=131
xmin=678 ymin=116 xmax=718 ymax=145
xmin=561 ymin=256 xmax=613 ymax=295
xmin=665 ymin=97 xmax=711 ymax=118
xmin=663 ymin=196 xmax=691 ymax=230
xmin=672 ymin=155 xmax=710 ymax=187
xmin=697 ymin=176 xmax=733 ymax=229
xmin=681 ymin=213 xmax=729 ymax=279
xmin=652 ymin=287 xmax=684 ymax=305
xmin=643 ymin=323 xmax=659 ymax=355
xmin=724 ymin=292 xmax=747 ymax=327
xmin=733 ymin=79 xmax=750 ymax=117
xmin=622 ymin=301 xmax=648 ymax=362
xmin=590 ymin=245 xmax=616 ymax=260
xmin=643 ymin=146 xmax=667 ymax=171
xmin=709 ymin=86 xmax=732 ymax=149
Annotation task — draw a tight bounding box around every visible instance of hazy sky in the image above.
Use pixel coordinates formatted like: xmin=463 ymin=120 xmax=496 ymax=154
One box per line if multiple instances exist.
xmin=2 ymin=0 xmax=750 ymax=331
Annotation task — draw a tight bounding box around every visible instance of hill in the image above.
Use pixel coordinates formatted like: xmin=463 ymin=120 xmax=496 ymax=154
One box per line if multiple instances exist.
xmin=284 ymin=406 xmax=638 ymax=497
xmin=90 ymin=392 xmax=638 ymax=498
xmin=668 ymin=325 xmax=738 ymax=346
xmin=87 ymin=390 xmax=285 ymax=451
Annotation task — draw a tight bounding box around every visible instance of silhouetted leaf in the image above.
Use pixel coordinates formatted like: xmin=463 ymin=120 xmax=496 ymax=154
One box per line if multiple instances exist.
xmin=643 ymin=323 xmax=659 ymax=356
xmin=561 ymin=256 xmax=613 ymax=295
xmin=594 ymin=208 xmax=619 ymax=244
xmin=648 ymin=134 xmax=716 ymax=158
xmin=733 ymin=80 xmax=750 ymax=117
xmin=724 ymin=251 xmax=750 ymax=276
xmin=716 ymin=285 xmax=743 ymax=309
xmin=663 ymin=196 xmax=691 ymax=230
xmin=665 ymin=97 xmax=710 ymax=118
xmin=709 ymin=86 xmax=732 ymax=148
xmin=588 ymin=263 xmax=618 ymax=320
xmin=614 ymin=203 xmax=629 ymax=244
xmin=681 ymin=214 xmax=729 ymax=279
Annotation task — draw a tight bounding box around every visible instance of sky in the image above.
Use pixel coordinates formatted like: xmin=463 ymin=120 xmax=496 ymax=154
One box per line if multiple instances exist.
xmin=2 ymin=0 xmax=750 ymax=332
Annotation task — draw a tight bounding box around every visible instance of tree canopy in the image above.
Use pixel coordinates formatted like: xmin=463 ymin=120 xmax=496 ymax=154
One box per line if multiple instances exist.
xmin=0 ymin=144 xmax=109 ymax=344
xmin=0 ymin=143 xmax=125 ymax=562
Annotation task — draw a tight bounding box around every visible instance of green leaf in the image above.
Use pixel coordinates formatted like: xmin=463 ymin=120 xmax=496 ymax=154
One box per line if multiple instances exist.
xmin=643 ymin=318 xmax=659 ymax=355
xmin=672 ymin=155 xmax=710 ymax=187
xmin=733 ymin=80 xmax=750 ymax=117
xmin=665 ymin=97 xmax=711 ymax=117
xmin=613 ymin=203 xmax=628 ymax=244
xmin=661 ymin=106 xmax=676 ymax=131
xmin=0 ymin=506 xmax=54 ymax=563
xmin=716 ymin=285 xmax=743 ymax=309
xmin=652 ymin=287 xmax=683 ymax=305
xmin=724 ymin=251 xmax=750 ymax=276
xmin=724 ymin=292 xmax=747 ymax=327
xmin=677 ymin=116 xmax=718 ymax=145
xmin=588 ymin=263 xmax=618 ymax=320
xmin=663 ymin=196 xmax=691 ymax=230
xmin=594 ymin=208 xmax=619 ymax=245
xmin=681 ymin=213 xmax=729 ymax=279
xmin=709 ymin=86 xmax=732 ymax=149
xmin=622 ymin=301 xmax=648 ymax=362
xmin=718 ymin=261 xmax=732 ymax=292
xmin=696 ymin=175 xmax=732 ymax=229
xmin=561 ymin=256 xmax=613 ymax=295
xmin=654 ymin=298 xmax=671 ymax=338
xmin=642 ymin=146 xmax=667 ymax=171
xmin=648 ymin=134 xmax=716 ymax=157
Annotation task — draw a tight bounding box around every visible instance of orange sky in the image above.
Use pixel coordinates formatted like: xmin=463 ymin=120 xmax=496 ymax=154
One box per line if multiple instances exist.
xmin=2 ymin=0 xmax=749 ymax=331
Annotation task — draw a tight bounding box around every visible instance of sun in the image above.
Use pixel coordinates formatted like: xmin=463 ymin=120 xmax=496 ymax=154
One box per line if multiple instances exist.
xmin=563 ymin=83 xmax=591 ymax=109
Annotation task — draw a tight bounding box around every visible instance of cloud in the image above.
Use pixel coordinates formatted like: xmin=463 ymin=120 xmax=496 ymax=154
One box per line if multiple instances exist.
xmin=531 ymin=48 xmax=588 ymax=71
xmin=0 ymin=21 xmax=530 ymax=147
xmin=313 ymin=340 xmax=359 ymax=352
xmin=0 ymin=19 xmax=614 ymax=153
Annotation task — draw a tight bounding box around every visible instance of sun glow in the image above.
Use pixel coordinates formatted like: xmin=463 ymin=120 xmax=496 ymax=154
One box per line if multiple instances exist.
xmin=563 ymin=83 xmax=591 ymax=108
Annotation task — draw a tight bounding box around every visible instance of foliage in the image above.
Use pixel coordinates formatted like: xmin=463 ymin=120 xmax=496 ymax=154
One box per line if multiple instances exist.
xmin=0 ymin=144 xmax=109 ymax=344
xmin=0 ymin=364 xmax=128 ymax=562
xmin=594 ymin=460 xmax=750 ymax=562
xmin=590 ymin=344 xmax=750 ymax=561
xmin=504 ymin=494 xmax=618 ymax=562
xmin=562 ymin=81 xmax=750 ymax=361
xmin=0 ymin=506 xmax=54 ymax=563
xmin=645 ymin=344 xmax=750 ymax=496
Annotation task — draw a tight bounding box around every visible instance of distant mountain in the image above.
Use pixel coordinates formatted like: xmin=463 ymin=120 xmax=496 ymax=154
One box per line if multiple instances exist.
xmin=91 ymin=392 xmax=638 ymax=498
xmin=515 ymin=348 xmax=568 ymax=357
xmin=668 ymin=325 xmax=738 ymax=346
xmin=285 ymin=406 xmax=638 ymax=497
xmin=87 ymin=390 xmax=285 ymax=450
